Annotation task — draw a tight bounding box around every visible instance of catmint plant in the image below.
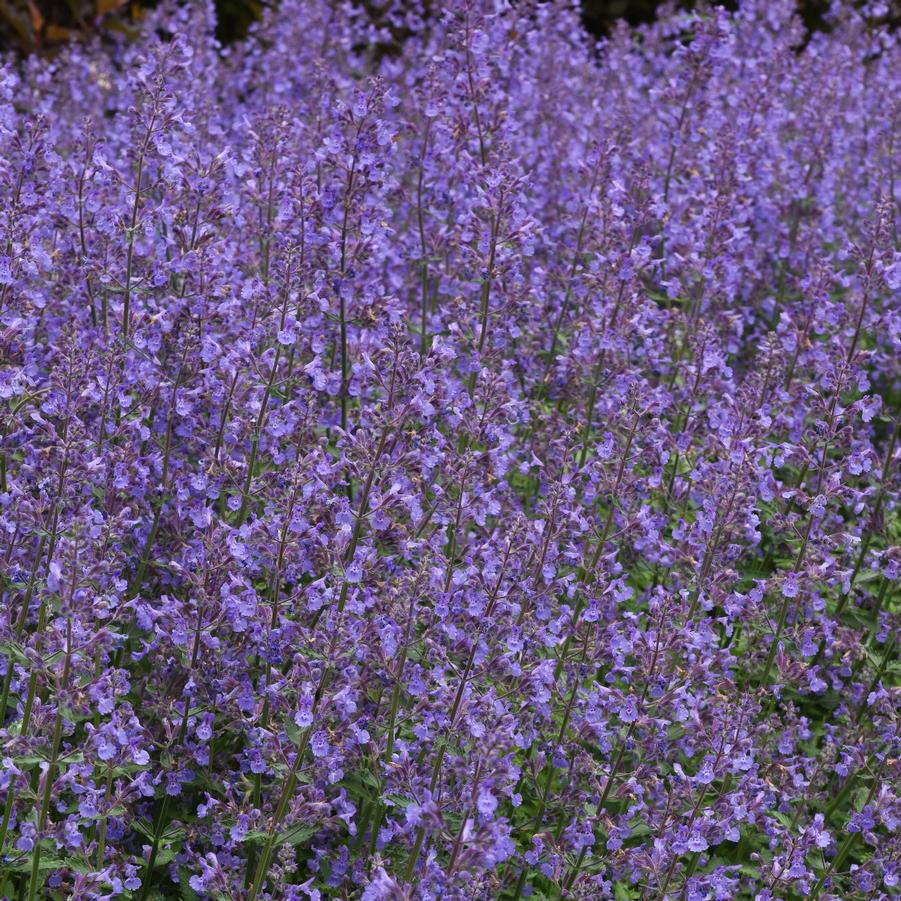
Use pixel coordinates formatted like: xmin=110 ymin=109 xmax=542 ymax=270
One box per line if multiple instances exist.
xmin=0 ymin=0 xmax=898 ymax=898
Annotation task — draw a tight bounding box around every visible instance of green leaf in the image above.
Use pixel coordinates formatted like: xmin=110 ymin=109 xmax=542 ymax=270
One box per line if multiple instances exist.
xmin=5 ymin=851 xmax=67 ymax=873
xmin=773 ymin=811 xmax=795 ymax=830
xmin=856 ymin=569 xmax=883 ymax=585
xmin=13 ymin=754 xmax=46 ymax=767
xmin=240 ymin=829 xmax=269 ymax=844
xmin=132 ymin=817 xmax=154 ymax=839
xmin=341 ymin=768 xmax=380 ymax=799
xmin=284 ymin=713 xmax=304 ymax=746
xmin=276 ymin=822 xmax=319 ymax=846
xmin=0 ymin=642 xmax=28 ymax=664
xmin=626 ymin=821 xmax=654 ymax=841
xmin=178 ymin=869 xmax=201 ymax=900
xmin=155 ymin=847 xmax=178 ymax=866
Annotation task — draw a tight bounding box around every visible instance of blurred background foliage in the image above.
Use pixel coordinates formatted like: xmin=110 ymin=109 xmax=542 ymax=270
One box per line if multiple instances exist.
xmin=0 ymin=1 xmax=899 ymax=58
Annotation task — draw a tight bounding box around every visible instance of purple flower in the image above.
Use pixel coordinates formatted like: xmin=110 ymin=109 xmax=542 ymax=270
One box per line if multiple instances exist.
xmin=782 ymin=572 xmax=799 ymax=598
xmin=687 ymin=832 xmax=709 ymax=853
xmin=477 ymin=788 xmax=498 ymax=819
xmin=310 ymin=731 xmax=330 ymax=759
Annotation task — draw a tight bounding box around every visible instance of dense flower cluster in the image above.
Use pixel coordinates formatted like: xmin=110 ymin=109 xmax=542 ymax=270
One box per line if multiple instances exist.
xmin=0 ymin=0 xmax=899 ymax=898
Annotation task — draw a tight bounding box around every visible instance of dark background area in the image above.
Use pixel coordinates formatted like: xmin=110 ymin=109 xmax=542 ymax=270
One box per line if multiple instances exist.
xmin=0 ymin=0 xmax=899 ymax=55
